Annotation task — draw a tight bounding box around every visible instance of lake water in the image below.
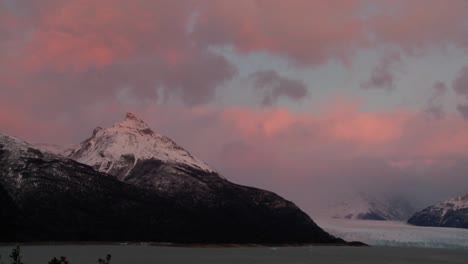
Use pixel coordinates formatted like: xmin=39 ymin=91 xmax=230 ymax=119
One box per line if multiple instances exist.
xmin=1 ymin=245 xmax=467 ymax=264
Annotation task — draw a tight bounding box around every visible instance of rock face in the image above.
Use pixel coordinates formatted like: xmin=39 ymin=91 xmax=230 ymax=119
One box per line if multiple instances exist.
xmin=408 ymin=195 xmax=468 ymax=229
xmin=325 ymin=193 xmax=415 ymax=221
xmin=1 ymin=129 xmax=342 ymax=244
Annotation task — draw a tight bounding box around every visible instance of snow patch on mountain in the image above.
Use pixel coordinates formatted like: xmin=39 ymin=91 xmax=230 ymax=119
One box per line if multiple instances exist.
xmin=68 ymin=113 xmax=214 ymax=180
xmin=0 ymin=134 xmax=59 ymax=189
xmin=1 ymin=134 xmax=50 ymax=160
xmin=432 ymin=194 xmax=468 ymax=218
xmin=408 ymin=193 xmax=468 ymax=229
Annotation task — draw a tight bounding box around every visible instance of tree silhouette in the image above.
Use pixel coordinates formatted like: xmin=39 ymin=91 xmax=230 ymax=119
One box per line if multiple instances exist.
xmin=9 ymin=246 xmax=23 ymax=264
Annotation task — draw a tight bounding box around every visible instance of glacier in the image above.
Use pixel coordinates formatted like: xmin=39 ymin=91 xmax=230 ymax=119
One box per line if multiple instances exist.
xmin=316 ymin=218 xmax=468 ymax=249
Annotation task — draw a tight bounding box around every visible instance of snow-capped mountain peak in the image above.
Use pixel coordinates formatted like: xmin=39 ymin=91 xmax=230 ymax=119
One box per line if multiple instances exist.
xmin=68 ymin=113 xmax=214 ymax=181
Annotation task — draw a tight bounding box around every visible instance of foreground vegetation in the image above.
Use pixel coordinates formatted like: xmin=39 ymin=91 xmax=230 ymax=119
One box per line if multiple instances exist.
xmin=0 ymin=246 xmax=111 ymax=264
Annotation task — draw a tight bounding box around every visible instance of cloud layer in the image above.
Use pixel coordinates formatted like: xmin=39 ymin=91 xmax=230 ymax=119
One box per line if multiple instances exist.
xmin=1 ymin=0 xmax=467 ymax=112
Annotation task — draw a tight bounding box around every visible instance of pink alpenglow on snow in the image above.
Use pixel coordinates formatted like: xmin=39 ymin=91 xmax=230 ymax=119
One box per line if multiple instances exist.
xmin=68 ymin=113 xmax=215 ymax=181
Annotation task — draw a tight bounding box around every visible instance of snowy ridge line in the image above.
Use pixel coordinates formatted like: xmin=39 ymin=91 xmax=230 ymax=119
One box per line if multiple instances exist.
xmin=433 ymin=194 xmax=468 ymax=218
xmin=1 ymin=134 xmax=51 ymax=158
xmin=0 ymin=134 xmax=70 ymax=189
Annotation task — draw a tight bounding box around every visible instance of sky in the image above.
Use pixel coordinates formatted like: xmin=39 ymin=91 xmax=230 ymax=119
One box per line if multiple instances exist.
xmin=1 ymin=0 xmax=468 ymax=215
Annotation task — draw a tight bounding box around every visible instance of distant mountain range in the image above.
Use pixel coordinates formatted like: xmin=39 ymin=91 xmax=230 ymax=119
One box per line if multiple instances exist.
xmin=0 ymin=113 xmax=345 ymax=244
xmin=326 ymin=191 xmax=468 ymax=230
xmin=324 ymin=193 xmax=416 ymax=221
xmin=408 ymin=194 xmax=468 ymax=229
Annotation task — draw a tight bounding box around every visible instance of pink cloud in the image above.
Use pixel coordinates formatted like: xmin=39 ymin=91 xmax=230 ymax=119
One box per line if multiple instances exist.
xmin=19 ymin=0 xmax=192 ymax=72
xmin=2 ymin=0 xmax=235 ymax=108
xmin=368 ymin=0 xmax=468 ymax=52
xmin=21 ymin=30 xmax=117 ymax=71
xmin=194 ymin=0 xmax=366 ymax=64
xmin=0 ymin=103 xmax=70 ymax=144
xmin=194 ymin=0 xmax=468 ymax=64
xmin=3 ymin=1 xmax=467 ymax=75
xmin=219 ymin=101 xmax=410 ymax=149
xmin=0 ymin=5 xmax=17 ymax=38
xmin=1 ymin=0 xmax=467 ymax=117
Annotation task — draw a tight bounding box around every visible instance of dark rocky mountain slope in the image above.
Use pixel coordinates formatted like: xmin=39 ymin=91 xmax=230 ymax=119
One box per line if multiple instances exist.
xmin=1 ymin=132 xmax=343 ymax=244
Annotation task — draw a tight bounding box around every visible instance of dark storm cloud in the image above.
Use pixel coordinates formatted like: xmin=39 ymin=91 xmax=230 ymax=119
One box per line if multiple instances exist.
xmin=453 ymin=65 xmax=468 ymax=118
xmin=360 ymin=52 xmax=401 ymax=91
xmin=249 ymin=70 xmax=308 ymax=106
xmin=424 ymin=81 xmax=447 ymax=119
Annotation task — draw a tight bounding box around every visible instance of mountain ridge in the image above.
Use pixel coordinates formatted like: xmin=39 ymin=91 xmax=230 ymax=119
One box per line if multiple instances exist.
xmin=0 ymin=116 xmax=344 ymax=244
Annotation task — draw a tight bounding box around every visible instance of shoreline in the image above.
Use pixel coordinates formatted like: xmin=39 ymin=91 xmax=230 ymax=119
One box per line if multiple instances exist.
xmin=0 ymin=241 xmax=367 ymax=248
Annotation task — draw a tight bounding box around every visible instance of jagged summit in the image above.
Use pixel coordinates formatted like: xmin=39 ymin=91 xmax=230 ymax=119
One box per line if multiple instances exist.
xmin=68 ymin=113 xmax=214 ymax=181
xmin=114 ymin=112 xmax=151 ymax=131
xmin=126 ymin=112 xmax=138 ymax=120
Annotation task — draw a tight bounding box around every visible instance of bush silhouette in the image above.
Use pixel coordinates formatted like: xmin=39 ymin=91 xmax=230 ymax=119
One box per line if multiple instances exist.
xmin=97 ymin=254 xmax=111 ymax=264
xmin=2 ymin=248 xmax=114 ymax=264
xmin=48 ymin=256 xmax=69 ymax=264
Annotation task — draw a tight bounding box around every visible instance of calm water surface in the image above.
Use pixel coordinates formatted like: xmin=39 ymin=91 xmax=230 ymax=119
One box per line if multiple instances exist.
xmin=1 ymin=245 xmax=467 ymax=264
